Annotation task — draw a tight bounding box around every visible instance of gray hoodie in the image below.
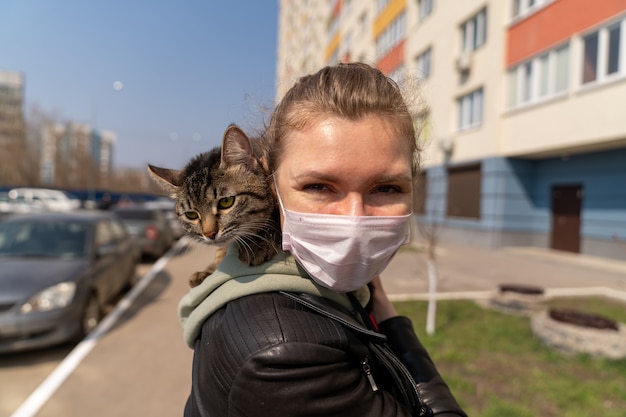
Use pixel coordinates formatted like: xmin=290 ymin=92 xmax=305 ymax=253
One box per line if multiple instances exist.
xmin=178 ymin=244 xmax=370 ymax=348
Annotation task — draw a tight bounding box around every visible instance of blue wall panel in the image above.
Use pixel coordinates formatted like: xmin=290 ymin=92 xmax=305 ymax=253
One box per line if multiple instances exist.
xmin=422 ymin=147 xmax=626 ymax=244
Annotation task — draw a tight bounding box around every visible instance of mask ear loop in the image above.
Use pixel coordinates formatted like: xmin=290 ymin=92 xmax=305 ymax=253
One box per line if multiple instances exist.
xmin=271 ymin=173 xmax=288 ymax=217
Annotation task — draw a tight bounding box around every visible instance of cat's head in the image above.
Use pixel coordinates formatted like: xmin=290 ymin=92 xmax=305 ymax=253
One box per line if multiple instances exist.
xmin=147 ymin=125 xmax=275 ymax=248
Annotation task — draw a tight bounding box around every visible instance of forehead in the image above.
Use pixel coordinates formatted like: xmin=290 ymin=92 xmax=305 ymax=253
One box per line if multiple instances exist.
xmin=283 ymin=115 xmax=411 ymax=158
xmin=280 ymin=115 xmax=413 ymax=179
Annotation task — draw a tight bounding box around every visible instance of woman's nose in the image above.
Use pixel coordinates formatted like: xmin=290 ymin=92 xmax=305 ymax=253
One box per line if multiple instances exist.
xmin=340 ymin=193 xmax=366 ymax=216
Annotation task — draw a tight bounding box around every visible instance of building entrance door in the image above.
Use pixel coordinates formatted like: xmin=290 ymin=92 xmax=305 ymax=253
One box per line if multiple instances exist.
xmin=550 ymin=185 xmax=582 ymax=253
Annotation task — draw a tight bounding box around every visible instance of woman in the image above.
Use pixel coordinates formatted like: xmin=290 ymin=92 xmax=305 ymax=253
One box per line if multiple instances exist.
xmin=179 ymin=63 xmax=467 ymax=417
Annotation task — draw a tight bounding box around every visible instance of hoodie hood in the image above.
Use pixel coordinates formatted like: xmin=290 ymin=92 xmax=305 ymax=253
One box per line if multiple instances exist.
xmin=178 ymin=244 xmax=370 ymax=348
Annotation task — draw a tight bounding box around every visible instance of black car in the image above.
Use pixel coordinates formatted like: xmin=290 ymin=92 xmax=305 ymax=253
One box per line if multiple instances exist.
xmin=112 ymin=206 xmax=175 ymax=259
xmin=0 ymin=211 xmax=141 ymax=353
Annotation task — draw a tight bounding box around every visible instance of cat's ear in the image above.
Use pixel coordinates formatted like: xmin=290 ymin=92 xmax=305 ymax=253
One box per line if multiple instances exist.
xmin=147 ymin=164 xmax=182 ymax=195
xmin=221 ymin=124 xmax=258 ymax=171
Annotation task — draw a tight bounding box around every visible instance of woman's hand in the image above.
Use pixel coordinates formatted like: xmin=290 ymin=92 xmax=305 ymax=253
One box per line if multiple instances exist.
xmin=368 ymin=276 xmax=398 ymax=323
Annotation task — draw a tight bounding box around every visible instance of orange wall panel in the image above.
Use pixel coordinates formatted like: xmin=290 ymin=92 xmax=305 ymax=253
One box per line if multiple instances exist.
xmin=373 ymin=0 xmax=406 ymax=39
xmin=377 ymin=39 xmax=405 ymax=74
xmin=507 ymin=0 xmax=626 ymax=67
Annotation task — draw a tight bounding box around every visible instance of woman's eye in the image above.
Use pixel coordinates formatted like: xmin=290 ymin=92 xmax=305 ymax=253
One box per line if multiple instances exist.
xmin=303 ymin=184 xmax=328 ymax=192
xmin=218 ymin=196 xmax=235 ymax=209
xmin=374 ymin=185 xmax=401 ymax=194
xmin=184 ymin=211 xmax=199 ymax=220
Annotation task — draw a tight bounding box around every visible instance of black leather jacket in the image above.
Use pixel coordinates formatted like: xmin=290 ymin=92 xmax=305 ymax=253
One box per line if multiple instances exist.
xmin=184 ymin=291 xmax=466 ymax=417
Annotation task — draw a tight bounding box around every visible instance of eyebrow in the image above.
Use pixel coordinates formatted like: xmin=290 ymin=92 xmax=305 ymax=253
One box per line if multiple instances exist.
xmin=293 ymin=171 xmax=413 ymax=185
xmin=370 ymin=174 xmax=413 ymax=185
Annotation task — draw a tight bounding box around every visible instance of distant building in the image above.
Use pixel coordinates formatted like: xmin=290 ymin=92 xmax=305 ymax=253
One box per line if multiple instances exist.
xmin=277 ymin=0 xmax=626 ymax=260
xmin=40 ymin=122 xmax=116 ymax=189
xmin=0 ymin=69 xmax=27 ymax=185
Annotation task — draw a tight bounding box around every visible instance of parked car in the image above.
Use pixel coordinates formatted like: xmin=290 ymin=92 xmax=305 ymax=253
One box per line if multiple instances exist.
xmin=0 ymin=191 xmax=43 ymax=218
xmin=0 ymin=211 xmax=141 ymax=353
xmin=112 ymin=206 xmax=175 ymax=259
xmin=8 ymin=188 xmax=81 ymax=212
xmin=143 ymin=198 xmax=184 ymax=239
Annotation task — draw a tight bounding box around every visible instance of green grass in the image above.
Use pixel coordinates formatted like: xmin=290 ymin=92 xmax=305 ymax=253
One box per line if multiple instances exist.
xmin=394 ymin=297 xmax=626 ymax=417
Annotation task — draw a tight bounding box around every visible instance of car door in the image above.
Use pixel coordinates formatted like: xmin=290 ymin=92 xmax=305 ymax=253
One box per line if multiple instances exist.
xmin=109 ymin=217 xmax=138 ymax=287
xmin=154 ymin=210 xmax=174 ymax=250
xmin=92 ymin=220 xmax=120 ymax=304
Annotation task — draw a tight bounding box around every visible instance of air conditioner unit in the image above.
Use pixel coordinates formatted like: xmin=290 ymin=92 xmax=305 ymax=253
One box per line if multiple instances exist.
xmin=456 ymin=51 xmax=472 ymax=72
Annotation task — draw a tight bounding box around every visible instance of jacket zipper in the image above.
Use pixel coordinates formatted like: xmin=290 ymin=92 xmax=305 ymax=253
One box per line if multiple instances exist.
xmin=362 ymin=357 xmax=379 ymax=392
xmin=370 ymin=343 xmax=431 ymax=417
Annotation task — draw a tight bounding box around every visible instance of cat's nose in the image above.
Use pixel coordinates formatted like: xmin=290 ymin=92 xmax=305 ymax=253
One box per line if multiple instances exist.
xmin=204 ymin=231 xmax=216 ymax=239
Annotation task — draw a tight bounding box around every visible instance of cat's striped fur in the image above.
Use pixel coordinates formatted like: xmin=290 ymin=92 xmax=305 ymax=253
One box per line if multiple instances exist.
xmin=148 ymin=125 xmax=280 ymax=287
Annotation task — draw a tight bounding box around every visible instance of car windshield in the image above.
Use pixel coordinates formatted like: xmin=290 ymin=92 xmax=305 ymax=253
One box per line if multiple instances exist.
xmin=0 ymin=220 xmax=89 ymax=258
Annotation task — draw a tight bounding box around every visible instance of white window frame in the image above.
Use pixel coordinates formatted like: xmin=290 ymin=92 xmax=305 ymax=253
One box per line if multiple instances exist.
xmin=418 ymin=0 xmax=434 ymax=21
xmin=415 ymin=47 xmax=432 ymax=79
xmin=458 ymin=88 xmax=484 ymax=131
xmin=580 ymin=17 xmax=626 ymax=88
xmin=461 ymin=8 xmax=487 ymax=53
xmin=507 ymin=43 xmax=570 ymax=110
xmin=511 ymin=0 xmax=554 ymax=22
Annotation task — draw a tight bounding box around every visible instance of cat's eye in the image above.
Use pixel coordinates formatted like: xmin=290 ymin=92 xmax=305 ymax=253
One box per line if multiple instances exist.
xmin=218 ymin=196 xmax=235 ymax=209
xmin=184 ymin=211 xmax=200 ymax=221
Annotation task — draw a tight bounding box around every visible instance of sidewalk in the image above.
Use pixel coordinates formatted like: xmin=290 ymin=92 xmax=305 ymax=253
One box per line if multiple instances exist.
xmin=382 ymin=242 xmax=626 ymax=302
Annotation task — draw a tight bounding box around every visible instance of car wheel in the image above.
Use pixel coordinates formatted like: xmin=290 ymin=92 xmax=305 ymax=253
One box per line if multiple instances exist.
xmin=80 ymin=293 xmax=102 ymax=338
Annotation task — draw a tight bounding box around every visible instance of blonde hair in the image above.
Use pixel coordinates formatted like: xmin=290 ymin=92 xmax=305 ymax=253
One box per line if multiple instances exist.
xmin=267 ymin=62 xmax=422 ymax=178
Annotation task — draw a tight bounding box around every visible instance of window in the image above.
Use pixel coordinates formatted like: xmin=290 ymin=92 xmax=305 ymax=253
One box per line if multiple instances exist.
xmin=461 ymin=8 xmax=487 ymax=52
xmin=388 ymin=65 xmax=405 ymax=83
xmin=446 ymin=164 xmax=481 ymax=219
xmin=582 ymin=18 xmax=626 ymax=85
xmin=415 ymin=48 xmax=432 ymax=79
xmin=375 ymin=11 xmax=406 ymax=59
xmin=508 ymin=43 xmax=569 ymax=109
xmin=607 ymin=23 xmax=621 ymax=75
xmin=418 ymin=0 xmax=434 ymax=21
xmin=458 ymin=88 xmax=483 ymax=130
xmin=95 ymin=221 xmax=114 ymax=247
xmin=582 ymin=32 xmax=599 ymax=83
xmin=511 ymin=0 xmax=553 ymax=21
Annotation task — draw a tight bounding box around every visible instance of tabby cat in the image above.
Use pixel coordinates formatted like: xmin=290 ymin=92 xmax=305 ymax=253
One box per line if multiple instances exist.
xmin=148 ymin=125 xmax=280 ymax=287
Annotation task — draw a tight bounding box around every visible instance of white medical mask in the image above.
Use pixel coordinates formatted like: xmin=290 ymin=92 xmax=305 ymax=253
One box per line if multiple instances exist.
xmin=276 ymin=190 xmax=411 ymax=293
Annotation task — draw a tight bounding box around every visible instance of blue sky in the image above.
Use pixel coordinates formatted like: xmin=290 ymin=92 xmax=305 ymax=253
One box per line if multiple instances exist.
xmin=0 ymin=0 xmax=278 ymax=169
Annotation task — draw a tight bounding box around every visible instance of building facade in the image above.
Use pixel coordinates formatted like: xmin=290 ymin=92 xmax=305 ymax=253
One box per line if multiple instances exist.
xmin=276 ymin=0 xmax=626 ymax=260
xmin=40 ymin=122 xmax=116 ymax=189
xmin=0 ymin=69 xmax=28 ymax=185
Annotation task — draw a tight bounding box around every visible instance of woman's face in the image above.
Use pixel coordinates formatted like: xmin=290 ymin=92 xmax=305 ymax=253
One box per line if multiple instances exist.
xmin=274 ymin=114 xmax=414 ymax=218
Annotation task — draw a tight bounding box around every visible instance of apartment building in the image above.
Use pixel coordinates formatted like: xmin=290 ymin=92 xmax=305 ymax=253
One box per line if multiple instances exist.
xmin=0 ymin=70 xmax=27 ymax=185
xmin=40 ymin=122 xmax=116 ymax=189
xmin=276 ymin=0 xmax=626 ymax=260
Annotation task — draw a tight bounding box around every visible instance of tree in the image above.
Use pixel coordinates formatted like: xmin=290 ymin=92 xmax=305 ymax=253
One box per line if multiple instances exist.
xmin=417 ymin=216 xmax=441 ymax=335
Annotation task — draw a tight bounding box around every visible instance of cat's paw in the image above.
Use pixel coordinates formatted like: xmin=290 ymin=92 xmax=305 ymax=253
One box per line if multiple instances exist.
xmin=188 ymin=269 xmax=213 ymax=287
